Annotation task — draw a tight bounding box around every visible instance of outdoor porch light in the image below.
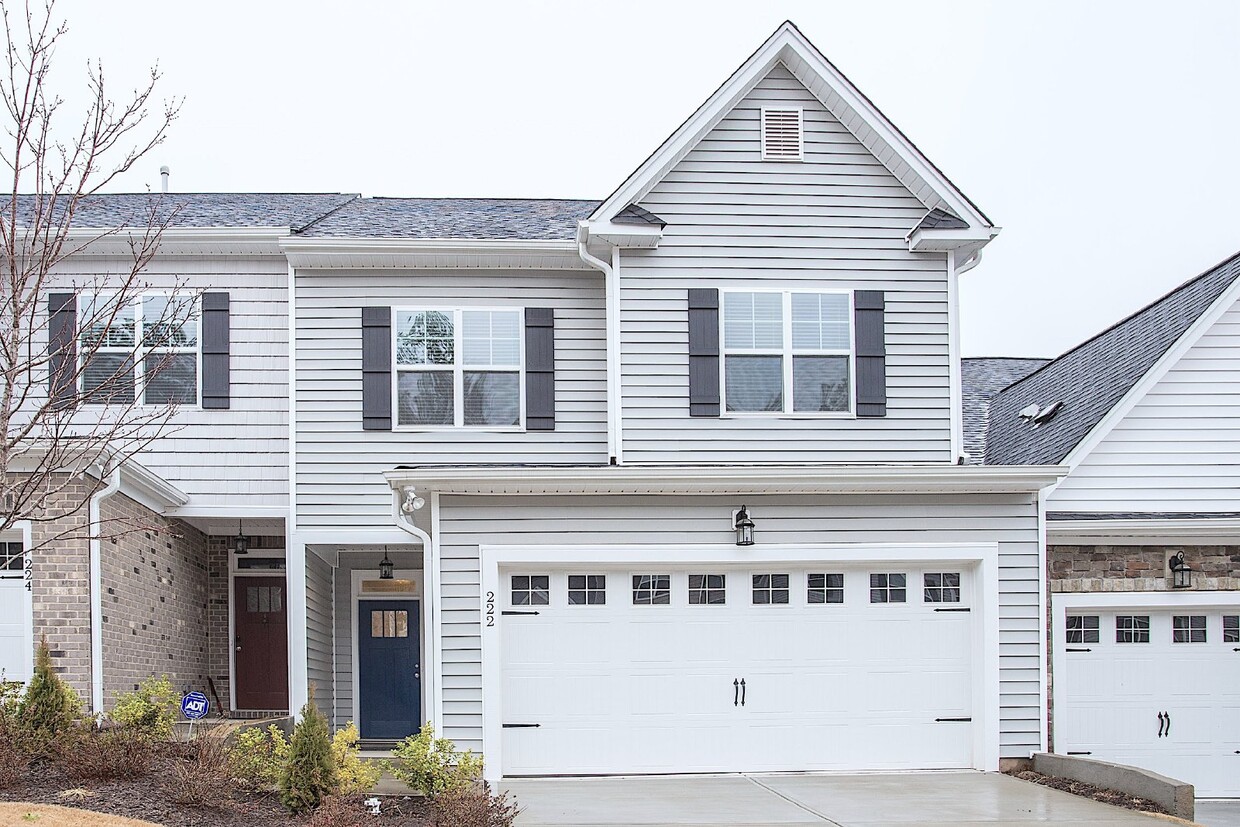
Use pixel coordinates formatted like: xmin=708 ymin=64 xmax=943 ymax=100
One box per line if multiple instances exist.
xmin=734 ymin=505 xmax=755 ymax=547
xmin=1168 ymin=551 xmax=1192 ymax=589
xmin=379 ymin=547 xmax=395 ymax=580
xmin=232 ymin=519 xmax=249 ymax=555
xmin=401 ymin=486 xmax=425 ymax=514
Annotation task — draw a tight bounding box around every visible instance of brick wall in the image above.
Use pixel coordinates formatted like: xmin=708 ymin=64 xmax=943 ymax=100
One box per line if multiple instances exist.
xmin=1050 ymin=544 xmax=1240 ymax=592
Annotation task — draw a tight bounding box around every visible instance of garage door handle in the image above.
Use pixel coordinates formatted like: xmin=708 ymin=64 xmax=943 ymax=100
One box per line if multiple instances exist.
xmin=740 ymin=678 xmax=746 ymax=707
xmin=1158 ymin=711 xmax=1169 ymax=738
xmin=734 ymin=678 xmax=739 ymax=707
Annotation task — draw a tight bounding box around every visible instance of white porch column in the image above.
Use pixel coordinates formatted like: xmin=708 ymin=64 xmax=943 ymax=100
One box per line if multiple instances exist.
xmin=286 ymin=535 xmax=309 ymax=716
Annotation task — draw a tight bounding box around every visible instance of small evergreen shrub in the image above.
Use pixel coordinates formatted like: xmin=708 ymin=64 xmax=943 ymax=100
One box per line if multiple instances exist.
xmin=16 ymin=639 xmax=82 ymax=756
xmin=278 ymin=688 xmax=338 ymax=813
xmin=109 ymin=676 xmax=179 ymax=739
xmin=388 ymin=723 xmax=483 ymax=798
xmin=227 ymin=723 xmax=290 ymax=789
xmin=331 ymin=721 xmax=380 ymax=795
xmin=432 ymin=782 xmax=521 ymax=827
xmin=170 ymin=729 xmax=234 ymax=808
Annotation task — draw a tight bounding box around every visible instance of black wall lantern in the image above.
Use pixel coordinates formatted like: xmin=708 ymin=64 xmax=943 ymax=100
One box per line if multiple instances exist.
xmin=734 ymin=505 xmax=755 ymax=547
xmin=378 ymin=547 xmax=395 ymax=580
xmin=232 ymin=520 xmax=249 ymax=555
xmin=1168 ymin=551 xmax=1192 ymax=589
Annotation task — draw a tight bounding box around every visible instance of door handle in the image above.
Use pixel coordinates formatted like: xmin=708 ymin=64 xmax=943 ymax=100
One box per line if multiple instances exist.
xmin=740 ymin=678 xmax=746 ymax=707
xmin=1165 ymin=711 xmax=1171 ymax=738
xmin=1158 ymin=711 xmax=1169 ymax=738
xmin=733 ymin=678 xmax=739 ymax=707
xmin=235 ymin=636 xmax=242 ymax=653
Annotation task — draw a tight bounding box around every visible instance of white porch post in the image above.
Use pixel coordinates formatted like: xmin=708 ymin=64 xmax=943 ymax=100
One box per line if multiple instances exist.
xmin=287 ymin=536 xmax=309 ymax=716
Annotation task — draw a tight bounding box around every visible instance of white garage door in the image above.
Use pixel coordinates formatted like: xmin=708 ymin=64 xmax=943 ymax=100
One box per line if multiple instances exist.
xmin=1062 ymin=608 xmax=1240 ymax=797
xmin=0 ymin=541 xmax=32 ymax=684
xmin=500 ymin=564 xmax=976 ymax=776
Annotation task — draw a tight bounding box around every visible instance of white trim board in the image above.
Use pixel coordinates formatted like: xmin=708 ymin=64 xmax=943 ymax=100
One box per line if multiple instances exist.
xmin=478 ymin=542 xmax=1000 ymax=782
xmin=0 ymin=523 xmax=35 ymax=685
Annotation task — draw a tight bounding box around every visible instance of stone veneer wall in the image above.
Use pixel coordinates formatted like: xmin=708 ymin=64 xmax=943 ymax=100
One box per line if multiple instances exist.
xmin=1050 ymin=544 xmax=1240 ymax=592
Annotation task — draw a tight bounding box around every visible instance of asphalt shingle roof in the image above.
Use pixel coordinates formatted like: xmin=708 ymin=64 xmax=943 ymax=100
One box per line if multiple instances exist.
xmin=961 ymin=358 xmax=1050 ymax=464
xmin=984 ymin=250 xmax=1240 ymax=466
xmin=6 ymin=193 xmax=358 ymax=231
xmin=913 ymin=207 xmax=969 ymax=232
xmin=613 ymin=204 xmax=666 ymax=227
xmin=298 ymin=198 xmax=600 ymax=240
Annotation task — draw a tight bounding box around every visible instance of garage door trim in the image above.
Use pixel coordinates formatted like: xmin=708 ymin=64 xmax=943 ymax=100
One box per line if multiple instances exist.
xmin=0 ymin=523 xmax=34 ymax=685
xmin=480 ymin=542 xmax=1000 ymax=782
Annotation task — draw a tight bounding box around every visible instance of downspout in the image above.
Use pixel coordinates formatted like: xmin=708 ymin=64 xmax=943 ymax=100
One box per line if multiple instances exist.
xmin=390 ymin=486 xmax=437 ymax=727
xmin=577 ymin=222 xmax=620 ymax=463
xmin=88 ymin=466 xmax=122 ymax=715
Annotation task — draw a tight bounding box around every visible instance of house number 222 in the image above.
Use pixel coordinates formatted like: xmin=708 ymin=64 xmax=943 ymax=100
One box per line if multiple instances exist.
xmin=485 ymin=591 xmax=495 ymax=627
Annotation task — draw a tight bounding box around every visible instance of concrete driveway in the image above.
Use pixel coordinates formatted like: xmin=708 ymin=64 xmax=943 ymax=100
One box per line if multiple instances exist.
xmin=504 ymin=772 xmax=1184 ymax=827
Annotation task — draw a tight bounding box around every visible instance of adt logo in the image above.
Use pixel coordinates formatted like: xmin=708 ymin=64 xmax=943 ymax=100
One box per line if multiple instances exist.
xmin=181 ymin=691 xmax=210 ymax=720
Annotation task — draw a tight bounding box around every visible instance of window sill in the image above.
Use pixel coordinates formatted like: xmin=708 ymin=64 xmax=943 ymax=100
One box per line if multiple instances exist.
xmin=391 ymin=425 xmax=526 ymax=433
xmin=719 ymin=412 xmax=856 ymax=420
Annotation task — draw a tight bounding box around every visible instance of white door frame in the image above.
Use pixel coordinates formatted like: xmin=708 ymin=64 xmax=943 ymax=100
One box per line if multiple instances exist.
xmin=350 ymin=568 xmax=424 ymax=735
xmin=0 ymin=522 xmax=34 ymax=685
xmin=1050 ymin=590 xmax=1240 ymax=756
xmin=228 ymin=549 xmax=288 ymax=712
xmin=479 ymin=542 xmax=1000 ymax=782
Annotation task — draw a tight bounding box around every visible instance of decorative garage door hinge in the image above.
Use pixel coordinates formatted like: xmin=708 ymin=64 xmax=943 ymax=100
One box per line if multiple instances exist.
xmin=502 ymin=723 xmax=541 ymax=728
xmin=934 ymin=717 xmax=971 ymax=722
xmin=933 ymin=607 xmax=970 ymax=612
xmin=501 ymin=610 xmax=540 ymax=616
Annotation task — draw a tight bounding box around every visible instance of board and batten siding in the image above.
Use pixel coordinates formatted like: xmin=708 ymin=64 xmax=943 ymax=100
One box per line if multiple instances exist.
xmin=48 ymin=255 xmax=290 ymax=506
xmin=306 ymin=551 xmax=334 ymax=720
xmin=435 ymin=493 xmax=1042 ymax=759
xmin=1051 ymin=296 xmax=1240 ymax=513
xmin=619 ymin=63 xmax=951 ymax=463
xmin=294 ymin=270 xmax=608 ymax=532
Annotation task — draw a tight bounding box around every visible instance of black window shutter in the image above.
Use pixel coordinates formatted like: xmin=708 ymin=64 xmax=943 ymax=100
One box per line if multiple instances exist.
xmin=525 ymin=307 xmax=555 ymax=431
xmin=688 ymin=288 xmax=720 ymax=417
xmin=48 ymin=293 xmax=77 ymax=411
xmin=854 ymin=290 xmax=887 ymax=417
xmin=361 ymin=307 xmax=392 ymax=431
xmin=201 ymin=292 xmax=231 ymax=409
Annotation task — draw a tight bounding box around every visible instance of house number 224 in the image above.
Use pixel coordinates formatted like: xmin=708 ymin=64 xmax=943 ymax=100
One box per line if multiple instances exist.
xmin=486 ymin=591 xmax=495 ymax=627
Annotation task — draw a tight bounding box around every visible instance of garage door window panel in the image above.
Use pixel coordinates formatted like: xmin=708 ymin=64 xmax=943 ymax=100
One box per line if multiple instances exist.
xmin=1225 ymin=615 xmax=1239 ymax=643
xmin=689 ymin=574 xmax=726 ymax=605
xmin=0 ymin=542 xmax=21 ymax=572
xmin=869 ymin=573 xmax=906 ymax=604
xmin=1116 ymin=615 xmax=1150 ymax=643
xmin=1172 ymin=615 xmax=1206 ymax=643
xmin=923 ymin=572 xmax=961 ymax=603
xmin=752 ymin=574 xmax=789 ymax=605
xmin=632 ymin=574 xmax=670 ymax=605
xmin=1066 ymin=615 xmax=1099 ymax=643
xmin=807 ymin=573 xmax=844 ymax=604
xmin=511 ymin=575 xmax=549 ymax=607
xmin=568 ymin=575 xmax=606 ymax=606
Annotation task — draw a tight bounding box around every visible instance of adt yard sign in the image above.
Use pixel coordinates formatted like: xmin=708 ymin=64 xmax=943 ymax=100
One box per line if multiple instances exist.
xmin=181 ymin=691 xmax=210 ymax=720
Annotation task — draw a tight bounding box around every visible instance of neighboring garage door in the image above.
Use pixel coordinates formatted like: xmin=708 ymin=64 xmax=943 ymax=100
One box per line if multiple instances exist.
xmin=500 ymin=564 xmax=975 ymax=776
xmin=0 ymin=540 xmax=32 ymax=684
xmin=1061 ymin=608 xmax=1240 ymax=797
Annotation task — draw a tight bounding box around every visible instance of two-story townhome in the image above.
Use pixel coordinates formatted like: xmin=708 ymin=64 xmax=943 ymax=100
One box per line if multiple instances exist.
xmin=969 ymin=251 xmax=1240 ymax=797
xmin=279 ymin=22 xmax=1065 ymax=782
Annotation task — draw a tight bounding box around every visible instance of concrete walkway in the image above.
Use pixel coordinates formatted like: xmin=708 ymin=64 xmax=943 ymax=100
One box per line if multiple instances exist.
xmin=504 ymin=772 xmax=1183 ymax=827
xmin=1197 ymin=800 xmax=1240 ymax=827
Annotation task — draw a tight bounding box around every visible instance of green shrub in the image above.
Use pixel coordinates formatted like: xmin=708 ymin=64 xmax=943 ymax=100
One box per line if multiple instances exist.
xmin=16 ymin=638 xmax=82 ymax=755
xmin=278 ymin=688 xmax=338 ymax=813
xmin=331 ymin=721 xmax=380 ymax=795
xmin=109 ymin=676 xmax=179 ymax=739
xmin=432 ymin=782 xmax=521 ymax=827
xmin=227 ymin=723 xmax=290 ymax=789
xmin=387 ymin=723 xmax=482 ymax=798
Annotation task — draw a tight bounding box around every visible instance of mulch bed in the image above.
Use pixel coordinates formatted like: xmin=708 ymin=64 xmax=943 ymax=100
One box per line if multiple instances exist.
xmin=1006 ymin=769 xmax=1170 ymax=816
xmin=0 ymin=744 xmax=433 ymax=827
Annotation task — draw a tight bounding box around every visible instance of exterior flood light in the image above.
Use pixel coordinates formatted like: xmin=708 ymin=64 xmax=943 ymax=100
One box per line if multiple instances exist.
xmin=233 ymin=520 xmax=249 ymax=555
xmin=734 ymin=505 xmax=755 ymax=547
xmin=379 ymin=547 xmax=395 ymax=580
xmin=1168 ymin=551 xmax=1192 ymax=590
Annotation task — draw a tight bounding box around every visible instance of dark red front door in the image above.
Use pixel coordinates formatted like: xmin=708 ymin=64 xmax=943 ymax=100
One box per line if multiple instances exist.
xmin=234 ymin=576 xmax=289 ymax=710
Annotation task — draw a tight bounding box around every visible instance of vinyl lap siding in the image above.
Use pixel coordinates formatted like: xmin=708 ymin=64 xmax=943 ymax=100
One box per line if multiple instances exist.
xmin=1052 ymin=298 xmax=1240 ymax=513
xmin=436 ymin=493 xmax=1041 ymax=758
xmin=620 ymin=63 xmax=951 ymax=463
xmin=49 ymin=256 xmax=290 ymax=506
xmin=306 ymin=551 xmax=334 ymax=720
xmin=295 ymin=271 xmax=607 ymax=531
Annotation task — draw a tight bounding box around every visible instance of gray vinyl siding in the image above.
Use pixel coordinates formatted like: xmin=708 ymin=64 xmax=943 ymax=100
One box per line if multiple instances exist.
xmin=619 ymin=63 xmax=951 ymax=463
xmin=295 ymin=271 xmax=607 ymax=531
xmin=49 ymin=254 xmax=290 ymax=505
xmin=306 ymin=551 xmax=334 ymax=720
xmin=436 ymin=493 xmax=1042 ymax=759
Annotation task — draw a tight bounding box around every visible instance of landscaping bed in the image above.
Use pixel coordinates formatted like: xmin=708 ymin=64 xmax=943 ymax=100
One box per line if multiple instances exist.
xmin=1006 ymin=769 xmax=1171 ymax=816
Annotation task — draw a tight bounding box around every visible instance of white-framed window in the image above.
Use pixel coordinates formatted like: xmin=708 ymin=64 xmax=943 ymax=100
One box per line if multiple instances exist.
xmin=567 ymin=574 xmax=606 ymax=606
xmin=807 ymin=573 xmax=844 ymax=604
xmin=722 ymin=290 xmax=852 ymax=415
xmin=1172 ymin=615 xmax=1207 ymax=643
xmin=923 ymin=572 xmax=961 ymax=603
xmin=1116 ymin=615 xmax=1150 ymax=644
xmin=632 ymin=574 xmax=670 ymax=606
xmin=0 ymin=540 xmax=22 ymax=573
xmin=1066 ymin=615 xmax=1099 ymax=644
xmin=751 ymin=573 xmax=789 ymax=605
xmin=79 ymin=293 xmax=199 ymax=406
xmin=869 ymin=572 xmax=906 ymax=604
xmin=1224 ymin=615 xmax=1239 ymax=643
xmin=394 ymin=308 xmax=523 ymax=428
xmin=688 ymin=573 xmax=726 ymax=605
xmin=510 ymin=575 xmax=549 ymax=607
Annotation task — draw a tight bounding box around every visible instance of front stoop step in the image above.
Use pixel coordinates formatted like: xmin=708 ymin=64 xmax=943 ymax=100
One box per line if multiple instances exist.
xmin=359 ymin=752 xmax=420 ymax=797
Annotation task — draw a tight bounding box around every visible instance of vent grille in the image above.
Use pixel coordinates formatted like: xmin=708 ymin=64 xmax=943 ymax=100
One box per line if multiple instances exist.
xmin=761 ymin=108 xmax=803 ymax=161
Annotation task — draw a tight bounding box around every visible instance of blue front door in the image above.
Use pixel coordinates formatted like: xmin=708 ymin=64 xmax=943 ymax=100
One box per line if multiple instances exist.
xmin=358 ymin=600 xmax=421 ymax=740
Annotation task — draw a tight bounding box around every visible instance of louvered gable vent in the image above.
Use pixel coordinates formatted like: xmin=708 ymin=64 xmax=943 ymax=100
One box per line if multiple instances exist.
xmin=761 ymin=107 xmax=803 ymax=161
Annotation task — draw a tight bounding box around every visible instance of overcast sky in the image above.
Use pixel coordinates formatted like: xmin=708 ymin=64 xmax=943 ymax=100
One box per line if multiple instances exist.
xmin=47 ymin=0 xmax=1240 ymax=358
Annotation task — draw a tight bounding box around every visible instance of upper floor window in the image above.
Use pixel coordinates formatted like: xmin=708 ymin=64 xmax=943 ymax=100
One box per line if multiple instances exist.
xmin=395 ymin=309 xmax=522 ymax=428
xmin=79 ymin=294 xmax=199 ymax=406
xmin=722 ymin=291 xmax=851 ymax=415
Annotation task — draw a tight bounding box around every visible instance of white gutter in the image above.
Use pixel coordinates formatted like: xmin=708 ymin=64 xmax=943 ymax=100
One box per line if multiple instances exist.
xmin=956 ymin=249 xmax=983 ymax=275
xmin=577 ymin=223 xmax=621 ymax=464
xmin=88 ymin=467 xmax=122 ymax=715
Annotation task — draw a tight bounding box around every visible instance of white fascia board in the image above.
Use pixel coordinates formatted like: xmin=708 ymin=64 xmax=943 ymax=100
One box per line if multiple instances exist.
xmin=1060 ymin=273 xmax=1240 ymax=472
xmin=588 ymin=222 xmax=663 ymax=249
xmin=64 ymin=227 xmax=289 ymax=256
xmin=280 ymin=237 xmax=589 ymax=270
xmin=1047 ymin=516 xmax=1240 ymax=544
xmin=589 ymin=22 xmax=993 ymax=233
xmin=383 ymin=463 xmax=1067 ymax=497
xmin=907 ymin=226 xmax=1000 ymax=253
xmin=116 ymin=460 xmax=189 ymax=511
